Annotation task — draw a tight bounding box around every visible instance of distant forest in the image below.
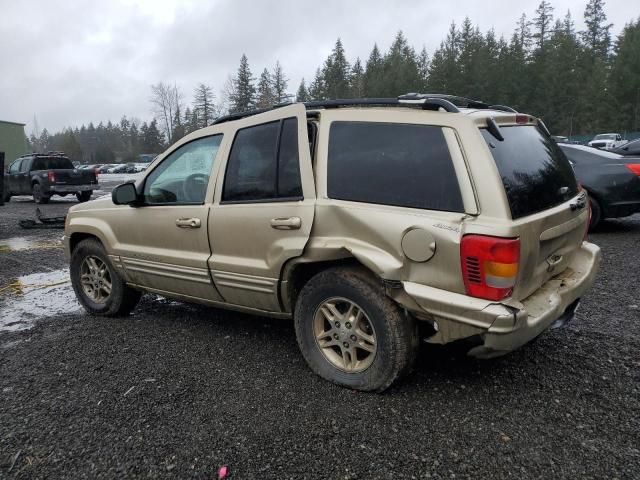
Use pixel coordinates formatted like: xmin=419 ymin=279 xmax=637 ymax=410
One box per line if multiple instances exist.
xmin=29 ymin=0 xmax=640 ymax=163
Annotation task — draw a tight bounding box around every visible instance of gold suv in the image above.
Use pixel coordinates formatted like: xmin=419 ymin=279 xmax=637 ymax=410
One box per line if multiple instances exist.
xmin=64 ymin=95 xmax=601 ymax=391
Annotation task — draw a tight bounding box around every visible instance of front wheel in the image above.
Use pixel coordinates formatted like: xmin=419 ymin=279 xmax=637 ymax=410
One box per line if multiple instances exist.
xmin=70 ymin=238 xmax=141 ymax=316
xmin=76 ymin=191 xmax=92 ymax=202
xmin=32 ymin=183 xmax=50 ymax=204
xmin=294 ymin=267 xmax=418 ymax=392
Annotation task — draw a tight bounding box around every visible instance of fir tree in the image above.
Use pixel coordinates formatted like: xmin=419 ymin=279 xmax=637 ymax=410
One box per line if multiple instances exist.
xmin=230 ymin=54 xmax=256 ymax=113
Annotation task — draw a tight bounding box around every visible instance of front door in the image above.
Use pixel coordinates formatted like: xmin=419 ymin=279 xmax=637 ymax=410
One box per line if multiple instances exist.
xmin=111 ymin=134 xmax=225 ymax=301
xmin=209 ymin=104 xmax=316 ymax=312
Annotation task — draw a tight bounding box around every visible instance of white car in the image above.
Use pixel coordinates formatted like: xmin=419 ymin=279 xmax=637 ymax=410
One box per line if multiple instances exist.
xmin=588 ymin=133 xmax=628 ymax=150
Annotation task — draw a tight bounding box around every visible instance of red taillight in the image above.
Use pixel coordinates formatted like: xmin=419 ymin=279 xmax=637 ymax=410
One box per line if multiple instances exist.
xmin=626 ymin=164 xmax=640 ymax=176
xmin=515 ymin=114 xmax=530 ymax=124
xmin=47 ymin=170 xmax=55 ymax=183
xmin=461 ymin=235 xmax=520 ymax=301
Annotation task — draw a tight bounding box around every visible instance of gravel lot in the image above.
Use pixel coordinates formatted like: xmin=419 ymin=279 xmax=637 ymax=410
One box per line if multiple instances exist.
xmin=1 ymin=195 xmax=639 ymax=479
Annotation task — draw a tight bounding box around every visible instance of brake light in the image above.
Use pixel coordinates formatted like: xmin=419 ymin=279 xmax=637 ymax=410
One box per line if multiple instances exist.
xmin=626 ymin=164 xmax=640 ymax=176
xmin=461 ymin=235 xmax=520 ymax=301
xmin=515 ymin=114 xmax=529 ymax=124
xmin=47 ymin=170 xmax=55 ymax=183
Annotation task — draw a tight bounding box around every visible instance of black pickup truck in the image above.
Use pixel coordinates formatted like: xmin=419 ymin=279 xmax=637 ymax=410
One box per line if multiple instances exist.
xmin=3 ymin=153 xmax=98 ymax=204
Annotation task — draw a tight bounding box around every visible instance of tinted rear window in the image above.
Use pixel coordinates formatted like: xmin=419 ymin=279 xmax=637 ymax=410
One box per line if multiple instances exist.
xmin=328 ymin=122 xmax=464 ymax=212
xmin=32 ymin=157 xmax=74 ymax=170
xmin=481 ymin=126 xmax=578 ymax=219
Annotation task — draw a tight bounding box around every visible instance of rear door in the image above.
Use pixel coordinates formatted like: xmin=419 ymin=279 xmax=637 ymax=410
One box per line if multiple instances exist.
xmin=480 ymin=124 xmax=588 ymax=300
xmin=208 ymin=104 xmax=315 ymax=312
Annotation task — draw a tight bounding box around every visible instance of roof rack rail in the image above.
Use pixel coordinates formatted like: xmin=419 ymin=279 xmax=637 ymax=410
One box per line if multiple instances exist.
xmin=211 ymin=94 xmax=516 ymax=125
xmin=489 ymin=104 xmax=518 ymax=113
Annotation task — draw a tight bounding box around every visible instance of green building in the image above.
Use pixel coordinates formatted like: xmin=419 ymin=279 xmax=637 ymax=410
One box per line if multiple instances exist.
xmin=0 ymin=120 xmax=28 ymax=166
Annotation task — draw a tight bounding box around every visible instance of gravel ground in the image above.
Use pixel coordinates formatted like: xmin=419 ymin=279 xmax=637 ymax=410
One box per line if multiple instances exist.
xmin=1 ymin=197 xmax=639 ymax=479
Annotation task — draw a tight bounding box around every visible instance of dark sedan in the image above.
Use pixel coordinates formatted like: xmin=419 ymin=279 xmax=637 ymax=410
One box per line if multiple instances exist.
xmin=611 ymin=138 xmax=640 ymax=156
xmin=559 ymin=144 xmax=640 ymax=229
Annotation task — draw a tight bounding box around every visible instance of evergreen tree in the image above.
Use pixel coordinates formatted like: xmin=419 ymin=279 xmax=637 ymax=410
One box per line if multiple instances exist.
xmin=141 ymin=120 xmax=164 ymax=153
xmin=171 ymin=105 xmax=185 ymax=141
xmin=230 ymin=54 xmax=256 ymax=113
xmin=381 ymin=31 xmax=421 ymax=96
xmin=193 ymin=83 xmax=216 ymax=128
xmin=322 ymin=38 xmax=351 ymax=99
xmin=272 ymin=61 xmax=289 ymax=103
xmin=609 ymin=19 xmax=640 ymax=132
xmin=580 ymin=0 xmax=613 ymax=58
xmin=256 ymin=68 xmax=275 ymax=108
xmin=308 ymin=68 xmax=325 ymax=100
xmin=296 ymin=79 xmax=309 ymax=102
xmin=532 ymin=1 xmax=554 ymax=51
xmin=417 ymin=47 xmax=429 ymax=92
xmin=364 ymin=44 xmax=384 ymax=97
xmin=428 ymin=23 xmax=461 ymax=93
xmin=350 ymin=58 xmax=365 ymax=98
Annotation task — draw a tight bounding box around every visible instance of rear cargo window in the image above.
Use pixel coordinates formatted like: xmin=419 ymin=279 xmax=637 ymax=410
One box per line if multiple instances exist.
xmin=481 ymin=126 xmax=578 ymax=219
xmin=32 ymin=157 xmax=74 ymax=170
xmin=327 ymin=122 xmax=464 ymax=212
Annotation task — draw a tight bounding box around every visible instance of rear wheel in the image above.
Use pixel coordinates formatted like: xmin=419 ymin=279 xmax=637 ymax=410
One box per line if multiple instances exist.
xmin=70 ymin=238 xmax=141 ymax=316
xmin=294 ymin=267 xmax=418 ymax=392
xmin=32 ymin=183 xmax=50 ymax=204
xmin=76 ymin=191 xmax=92 ymax=202
xmin=589 ymin=197 xmax=602 ymax=231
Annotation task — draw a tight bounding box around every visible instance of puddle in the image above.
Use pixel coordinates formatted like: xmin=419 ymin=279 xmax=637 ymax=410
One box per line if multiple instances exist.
xmin=0 ymin=236 xmax=62 ymax=253
xmin=0 ymin=269 xmax=80 ymax=332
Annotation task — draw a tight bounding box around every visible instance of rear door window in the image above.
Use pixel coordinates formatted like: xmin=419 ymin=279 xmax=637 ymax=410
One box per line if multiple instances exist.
xmin=481 ymin=126 xmax=578 ymax=219
xmin=327 ymin=122 xmax=464 ymax=212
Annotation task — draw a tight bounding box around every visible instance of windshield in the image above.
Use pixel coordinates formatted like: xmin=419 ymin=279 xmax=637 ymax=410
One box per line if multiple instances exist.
xmin=481 ymin=125 xmax=579 ymax=219
xmin=594 ymin=134 xmax=616 ymax=140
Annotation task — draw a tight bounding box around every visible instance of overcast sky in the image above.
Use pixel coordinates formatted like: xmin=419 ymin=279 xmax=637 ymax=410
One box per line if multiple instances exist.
xmin=0 ymin=0 xmax=632 ymax=135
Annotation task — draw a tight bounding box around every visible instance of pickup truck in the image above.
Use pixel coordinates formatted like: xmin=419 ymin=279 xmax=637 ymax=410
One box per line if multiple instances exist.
xmin=587 ymin=133 xmax=628 ymax=150
xmin=3 ymin=153 xmax=98 ymax=204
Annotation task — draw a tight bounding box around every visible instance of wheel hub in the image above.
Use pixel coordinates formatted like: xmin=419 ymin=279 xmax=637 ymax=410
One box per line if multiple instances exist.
xmin=313 ymin=297 xmax=377 ymax=373
xmin=79 ymin=256 xmax=112 ymax=304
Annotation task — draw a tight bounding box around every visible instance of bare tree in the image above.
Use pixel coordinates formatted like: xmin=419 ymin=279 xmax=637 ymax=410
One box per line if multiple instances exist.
xmin=150 ymin=82 xmax=183 ymax=143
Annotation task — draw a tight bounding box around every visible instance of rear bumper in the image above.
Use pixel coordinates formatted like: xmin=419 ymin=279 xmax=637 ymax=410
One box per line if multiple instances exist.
xmin=401 ymin=241 xmax=601 ymax=358
xmin=50 ymin=184 xmax=95 ymax=193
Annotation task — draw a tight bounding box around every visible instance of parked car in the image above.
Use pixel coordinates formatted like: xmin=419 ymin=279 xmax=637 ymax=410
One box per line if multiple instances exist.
xmin=97 ymin=164 xmax=115 ymax=173
xmin=611 ymin=138 xmax=640 ymax=156
xmin=587 ymin=133 xmax=628 ymax=150
xmin=3 ymin=152 xmax=98 ymax=203
xmin=552 ymin=135 xmax=569 ymax=143
xmin=64 ymin=95 xmax=600 ymax=391
xmin=559 ymin=144 xmax=640 ymax=229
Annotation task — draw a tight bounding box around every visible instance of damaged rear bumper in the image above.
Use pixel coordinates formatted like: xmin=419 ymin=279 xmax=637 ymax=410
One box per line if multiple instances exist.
xmin=398 ymin=241 xmax=601 ymax=358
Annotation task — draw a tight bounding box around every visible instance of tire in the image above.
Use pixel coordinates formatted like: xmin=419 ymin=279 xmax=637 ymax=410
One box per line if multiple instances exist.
xmin=32 ymin=183 xmax=50 ymax=204
xmin=589 ymin=196 xmax=602 ymax=231
xmin=70 ymin=238 xmax=141 ymax=316
xmin=294 ymin=267 xmax=419 ymax=392
xmin=76 ymin=191 xmax=92 ymax=202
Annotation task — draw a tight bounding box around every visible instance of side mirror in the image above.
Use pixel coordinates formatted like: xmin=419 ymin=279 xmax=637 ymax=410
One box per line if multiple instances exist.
xmin=112 ymin=182 xmax=139 ymax=205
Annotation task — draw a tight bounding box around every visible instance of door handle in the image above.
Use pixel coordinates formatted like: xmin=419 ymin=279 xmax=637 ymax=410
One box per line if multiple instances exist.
xmin=175 ymin=217 xmax=201 ymax=228
xmin=270 ymin=216 xmax=301 ymax=230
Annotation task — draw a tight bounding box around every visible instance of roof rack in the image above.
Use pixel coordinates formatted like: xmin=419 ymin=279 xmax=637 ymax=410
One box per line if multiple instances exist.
xmin=19 ymin=151 xmax=68 ymax=158
xmin=211 ymin=94 xmax=517 ymax=125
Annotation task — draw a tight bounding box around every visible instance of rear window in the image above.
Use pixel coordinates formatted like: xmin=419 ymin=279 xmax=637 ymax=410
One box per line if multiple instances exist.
xmin=481 ymin=126 xmax=578 ymax=219
xmin=32 ymin=157 xmax=74 ymax=170
xmin=327 ymin=122 xmax=464 ymax=212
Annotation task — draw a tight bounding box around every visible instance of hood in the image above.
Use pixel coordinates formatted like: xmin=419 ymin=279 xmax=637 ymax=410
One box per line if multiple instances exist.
xmin=68 ymin=195 xmax=115 ymax=213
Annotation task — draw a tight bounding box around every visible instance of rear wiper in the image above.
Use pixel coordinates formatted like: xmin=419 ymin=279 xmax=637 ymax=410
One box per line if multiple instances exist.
xmin=486 ymin=117 xmax=504 ymax=142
